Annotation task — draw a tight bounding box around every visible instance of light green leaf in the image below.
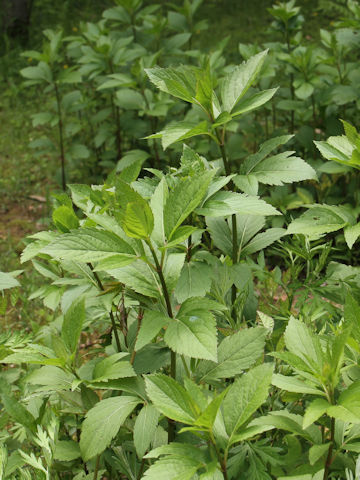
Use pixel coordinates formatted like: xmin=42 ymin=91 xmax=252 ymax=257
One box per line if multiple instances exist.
xmin=241 ymin=228 xmax=286 ymax=256
xmin=221 ymin=50 xmax=268 ymax=112
xmin=145 ymin=374 xmax=197 ymax=424
xmin=52 ymin=205 xmax=79 ymax=232
xmin=92 ymin=353 xmax=135 ymax=382
xmin=197 ymin=191 xmax=279 ymax=217
xmin=232 ymin=88 xmax=277 ymax=117
xmin=42 ymin=228 xmax=135 ymax=262
xmin=272 ymin=374 xmax=325 ymax=397
xmin=175 ymin=262 xmax=212 ymax=303
xmin=303 ymin=399 xmax=331 ymax=429
xmin=309 ymin=443 xmax=330 ymax=466
xmin=344 ymin=222 xmax=360 ymax=249
xmin=164 ymin=171 xmax=215 ymax=239
xmin=134 ymin=405 xmax=160 ymax=459
xmin=122 ymin=201 xmax=154 ymax=239
xmin=80 ymin=396 xmax=141 ymax=461
xmin=54 ymin=441 xmax=81 ymax=461
xmin=284 ymin=317 xmax=323 ymax=373
xmin=2 ymin=394 xmax=36 ymax=432
xmin=165 ymin=311 xmax=217 ymax=361
xmin=0 ymin=271 xmax=21 ymax=291
xmin=223 ymin=363 xmax=273 ymax=441
xmin=143 ymin=456 xmax=200 ymax=480
xmin=196 ymin=327 xmax=267 ymax=382
xmin=145 ymin=65 xmax=197 ymax=103
xmin=135 ymin=311 xmax=170 ymax=351
xmin=150 ymin=178 xmax=168 ymax=245
xmin=243 ymin=152 xmax=316 ymax=186
xmin=62 ymin=297 xmax=85 ymax=354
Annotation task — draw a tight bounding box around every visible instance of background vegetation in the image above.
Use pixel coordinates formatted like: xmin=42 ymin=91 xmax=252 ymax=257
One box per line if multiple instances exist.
xmin=1 ymin=0 xmax=360 ymax=479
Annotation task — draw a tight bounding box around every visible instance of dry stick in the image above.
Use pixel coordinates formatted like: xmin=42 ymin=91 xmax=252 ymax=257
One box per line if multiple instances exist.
xmin=54 ymin=82 xmax=66 ymax=191
xmin=87 ymin=263 xmax=121 ymax=352
xmin=146 ymin=239 xmax=176 ymax=441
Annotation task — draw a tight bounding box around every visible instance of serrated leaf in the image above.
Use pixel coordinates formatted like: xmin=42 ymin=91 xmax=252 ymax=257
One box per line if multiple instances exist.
xmin=80 ymin=396 xmax=140 ymax=461
xmin=232 ymin=88 xmax=277 ymax=117
xmin=54 ymin=441 xmax=81 ymax=461
xmin=122 ymin=201 xmax=154 ymax=239
xmin=221 ymin=50 xmax=268 ymax=113
xmin=143 ymin=456 xmax=200 ymax=480
xmin=0 ymin=271 xmax=21 ymax=291
xmin=309 ymin=443 xmax=330 ymax=466
xmin=145 ymin=65 xmax=197 ymax=103
xmin=272 ymin=374 xmax=325 ymax=397
xmin=134 ymin=405 xmax=160 ymax=459
xmin=344 ymin=222 xmax=360 ymax=249
xmin=62 ymin=297 xmax=85 ymax=354
xmin=2 ymin=394 xmax=36 ymax=432
xmin=243 ymin=152 xmax=316 ymax=186
xmin=52 ymin=206 xmax=79 ymax=233
xmin=92 ymin=353 xmax=135 ymax=382
xmin=197 ymin=191 xmax=279 ymax=217
xmin=145 ymin=374 xmax=197 ymax=424
xmin=303 ymin=399 xmax=331 ymax=429
xmin=42 ymin=228 xmax=135 ymax=262
xmin=164 ymin=171 xmax=215 ymax=239
xmin=175 ymin=261 xmax=212 ymax=303
xmin=223 ymin=363 xmax=273 ymax=441
xmin=196 ymin=327 xmax=267 ymax=382
xmin=164 ymin=311 xmax=217 ymax=361
xmin=135 ymin=311 xmax=170 ymax=351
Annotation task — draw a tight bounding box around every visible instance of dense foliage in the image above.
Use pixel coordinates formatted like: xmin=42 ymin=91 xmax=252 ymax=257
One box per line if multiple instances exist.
xmin=2 ymin=0 xmax=360 ymax=479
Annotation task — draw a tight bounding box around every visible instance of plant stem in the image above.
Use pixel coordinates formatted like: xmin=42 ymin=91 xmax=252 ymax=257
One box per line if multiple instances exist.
xmin=54 ymin=82 xmax=66 ymax=191
xmin=146 ymin=239 xmax=176 ymax=442
xmin=215 ymin=130 xmax=238 ymax=321
xmin=210 ymin=433 xmax=228 ymax=480
xmin=87 ymin=263 xmax=121 ymax=352
xmin=93 ymin=455 xmax=100 ymax=480
xmin=323 ymin=417 xmax=335 ymax=480
xmin=130 ymin=308 xmax=144 ymax=365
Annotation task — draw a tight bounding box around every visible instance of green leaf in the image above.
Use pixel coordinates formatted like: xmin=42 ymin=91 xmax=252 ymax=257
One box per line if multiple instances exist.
xmin=232 ymin=88 xmax=277 ymax=117
xmin=196 ymin=327 xmax=267 ymax=382
xmin=145 ymin=374 xmax=197 ymax=424
xmin=162 ymin=226 xmax=199 ymax=250
xmin=148 ymin=121 xmax=214 ymax=150
xmin=54 ymin=441 xmax=81 ymax=461
xmin=309 ymin=443 xmax=330 ymax=466
xmin=150 ymin=178 xmax=168 ymax=245
xmin=222 ymin=363 xmax=273 ymax=442
xmin=197 ymin=191 xmax=279 ymax=217
xmin=80 ymin=396 xmax=141 ymax=461
xmin=194 ymin=389 xmax=229 ymax=429
xmin=344 ymin=222 xmax=360 ymax=249
xmin=164 ymin=171 xmax=215 ymax=239
xmin=241 ymin=152 xmax=316 ymax=186
xmin=175 ymin=261 xmax=212 ymax=303
xmin=241 ymin=228 xmax=286 ymax=256
xmin=303 ymin=399 xmax=331 ymax=429
xmin=221 ymin=50 xmax=268 ymax=112
xmin=134 ymin=405 xmax=160 ymax=459
xmin=52 ymin=205 xmax=79 ymax=233
xmin=42 ymin=228 xmax=135 ymax=262
xmin=92 ymin=353 xmax=135 ymax=382
xmin=145 ymin=65 xmax=197 ymax=103
xmin=122 ymin=201 xmax=154 ymax=239
xmin=26 ymin=366 xmax=75 ymax=390
xmin=284 ymin=317 xmax=323 ymax=374
xmin=135 ymin=311 xmax=170 ymax=351
xmin=2 ymin=393 xmax=36 ymax=432
xmin=143 ymin=456 xmax=201 ymax=480
xmin=62 ymin=297 xmax=85 ymax=354
xmin=164 ymin=311 xmax=217 ymax=361
xmin=272 ymin=374 xmax=325 ymax=397
xmin=0 ymin=271 xmax=21 ymax=291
